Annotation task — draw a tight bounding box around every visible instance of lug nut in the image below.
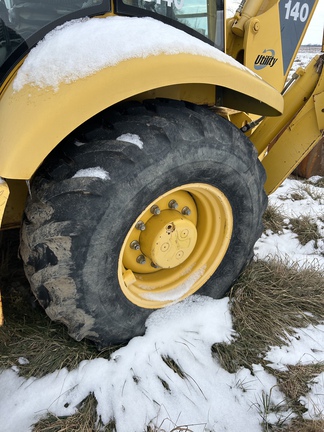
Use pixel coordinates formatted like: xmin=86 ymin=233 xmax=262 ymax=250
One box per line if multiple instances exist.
xmin=136 ymin=255 xmax=146 ymax=265
xmin=130 ymin=240 xmax=140 ymax=250
xmin=181 ymin=206 xmax=191 ymax=216
xmin=135 ymin=221 xmax=146 ymax=231
xmin=150 ymin=205 xmax=161 ymax=215
xmin=151 ymin=261 xmax=159 ymax=268
xmin=168 ymin=200 xmax=178 ymax=209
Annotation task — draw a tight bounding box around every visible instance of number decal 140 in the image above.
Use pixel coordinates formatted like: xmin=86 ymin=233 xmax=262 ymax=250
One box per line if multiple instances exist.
xmin=284 ymin=0 xmax=309 ymax=22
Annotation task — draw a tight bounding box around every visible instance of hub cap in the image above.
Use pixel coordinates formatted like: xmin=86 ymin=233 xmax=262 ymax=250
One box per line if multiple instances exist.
xmin=140 ymin=210 xmax=197 ymax=269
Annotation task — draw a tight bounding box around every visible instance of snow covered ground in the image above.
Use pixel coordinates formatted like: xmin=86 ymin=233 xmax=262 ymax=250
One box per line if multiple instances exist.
xmin=288 ymin=45 xmax=322 ymax=79
xmin=0 ymin=178 xmax=323 ymax=431
xmin=1 ymin=17 xmax=323 ymax=432
xmin=255 ymin=177 xmax=324 ymax=269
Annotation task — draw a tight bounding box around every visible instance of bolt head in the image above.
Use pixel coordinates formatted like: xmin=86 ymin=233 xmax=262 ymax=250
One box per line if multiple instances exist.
xmin=168 ymin=200 xmax=178 ymax=209
xmin=181 ymin=206 xmax=191 ymax=216
xmin=150 ymin=205 xmax=161 ymax=215
xmin=136 ymin=255 xmax=146 ymax=265
xmin=135 ymin=221 xmax=146 ymax=231
xmin=130 ymin=240 xmax=140 ymax=250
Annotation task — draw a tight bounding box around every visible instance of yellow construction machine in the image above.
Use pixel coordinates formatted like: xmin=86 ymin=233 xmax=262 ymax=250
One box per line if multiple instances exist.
xmin=0 ymin=0 xmax=323 ymax=345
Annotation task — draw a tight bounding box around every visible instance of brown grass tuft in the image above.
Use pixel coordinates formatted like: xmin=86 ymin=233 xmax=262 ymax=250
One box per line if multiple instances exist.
xmin=273 ymin=419 xmax=324 ymax=432
xmin=276 ymin=364 xmax=324 ymax=403
xmin=289 ymin=216 xmax=321 ymax=247
xmin=212 ymin=259 xmax=324 ymax=372
xmin=262 ymin=205 xmax=286 ymax=234
xmin=32 ymin=393 xmax=114 ymax=432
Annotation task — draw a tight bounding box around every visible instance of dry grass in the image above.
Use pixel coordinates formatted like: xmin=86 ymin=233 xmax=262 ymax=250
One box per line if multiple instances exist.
xmin=304 ymin=186 xmax=323 ymax=201
xmin=290 ymin=191 xmax=305 ymax=201
xmin=313 ymin=177 xmax=324 ymax=188
xmin=273 ymin=419 xmax=324 ymax=432
xmin=212 ymin=259 xmax=324 ymax=431
xmin=289 ymin=216 xmax=321 ymax=248
xmin=284 ymin=175 xmax=323 ymax=203
xmin=162 ymin=355 xmax=186 ymax=379
xmin=32 ymin=394 xmax=102 ymax=432
xmin=262 ymin=204 xmax=286 ymax=234
xmin=292 ymin=174 xmax=324 ymax=189
xmin=213 ymin=260 xmax=324 ymax=372
xmin=276 ymin=364 xmax=324 ymax=407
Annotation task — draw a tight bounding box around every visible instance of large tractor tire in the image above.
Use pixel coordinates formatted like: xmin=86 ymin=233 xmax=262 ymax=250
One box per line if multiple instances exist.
xmin=20 ymin=100 xmax=267 ymax=347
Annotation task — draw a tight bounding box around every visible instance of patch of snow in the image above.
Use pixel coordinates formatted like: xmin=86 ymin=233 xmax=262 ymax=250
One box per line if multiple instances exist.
xmin=264 ymin=323 xmax=324 ymax=422
xmin=301 ymin=372 xmax=324 ymax=420
xmin=18 ymin=357 xmax=29 ymax=365
xmin=254 ymin=231 xmax=324 ymax=270
xmin=74 ymin=140 xmax=86 ymax=147
xmin=13 ymin=16 xmax=259 ymax=92
xmin=308 ymin=175 xmax=323 ymax=184
xmin=143 ymin=266 xmax=206 ymax=302
xmin=72 ymin=167 xmax=110 ymax=180
xmin=116 ymin=133 xmax=143 ymax=149
xmin=265 ymin=325 xmax=324 ymax=371
xmin=0 ymin=295 xmax=295 ymax=431
xmin=287 ymin=46 xmax=322 ymax=80
xmin=254 ymin=177 xmax=324 ymax=269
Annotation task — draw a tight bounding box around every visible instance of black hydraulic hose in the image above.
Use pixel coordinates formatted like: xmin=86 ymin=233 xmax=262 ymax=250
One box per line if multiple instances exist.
xmin=240 ymin=71 xmax=302 ymax=133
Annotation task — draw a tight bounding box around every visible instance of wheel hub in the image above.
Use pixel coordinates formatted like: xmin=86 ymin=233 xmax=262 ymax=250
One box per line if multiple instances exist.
xmin=118 ymin=184 xmax=233 ymax=309
xmin=140 ymin=210 xmax=197 ymax=269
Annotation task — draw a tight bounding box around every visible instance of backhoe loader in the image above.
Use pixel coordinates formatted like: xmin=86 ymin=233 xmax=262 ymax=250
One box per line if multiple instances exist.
xmin=0 ymin=0 xmax=323 ymax=346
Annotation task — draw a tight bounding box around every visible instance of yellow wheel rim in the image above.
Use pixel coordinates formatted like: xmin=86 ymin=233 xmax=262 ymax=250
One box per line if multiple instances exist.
xmin=118 ymin=183 xmax=233 ymax=308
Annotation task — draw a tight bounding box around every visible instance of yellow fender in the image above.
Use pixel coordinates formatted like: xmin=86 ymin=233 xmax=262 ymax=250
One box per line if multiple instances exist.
xmin=0 ymin=52 xmax=283 ymax=180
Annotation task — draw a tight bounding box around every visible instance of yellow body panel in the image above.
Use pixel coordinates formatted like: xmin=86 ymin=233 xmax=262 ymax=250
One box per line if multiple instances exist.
xmin=226 ymin=0 xmax=319 ymax=92
xmin=0 ymin=53 xmax=283 ymax=180
xmin=259 ymin=56 xmax=324 ymax=194
xmin=262 ymin=95 xmax=323 ymax=194
xmin=251 ymin=56 xmax=322 ymax=156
